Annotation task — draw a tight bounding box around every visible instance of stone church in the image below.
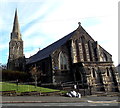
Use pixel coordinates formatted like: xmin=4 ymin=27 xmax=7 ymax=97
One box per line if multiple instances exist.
xmin=7 ymin=10 xmax=120 ymax=92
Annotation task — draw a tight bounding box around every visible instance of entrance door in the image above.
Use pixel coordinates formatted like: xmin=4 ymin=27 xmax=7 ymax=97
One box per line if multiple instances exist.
xmin=74 ymin=68 xmax=82 ymax=83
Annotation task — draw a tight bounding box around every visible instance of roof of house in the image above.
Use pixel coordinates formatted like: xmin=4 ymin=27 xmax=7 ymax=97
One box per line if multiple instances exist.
xmin=26 ymin=30 xmax=76 ymax=64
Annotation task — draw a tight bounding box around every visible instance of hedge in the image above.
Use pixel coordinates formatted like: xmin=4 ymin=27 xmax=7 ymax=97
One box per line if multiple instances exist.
xmin=2 ymin=69 xmax=32 ymax=82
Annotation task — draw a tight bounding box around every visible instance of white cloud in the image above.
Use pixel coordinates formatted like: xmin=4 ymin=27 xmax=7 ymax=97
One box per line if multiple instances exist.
xmin=22 ymin=0 xmax=118 ymax=66
xmin=22 ymin=23 xmax=41 ymax=38
xmin=0 ymin=43 xmax=8 ymax=51
xmin=45 ymin=0 xmax=117 ymax=21
xmin=0 ymin=0 xmax=57 ymax=3
xmin=24 ymin=48 xmax=39 ymax=58
xmin=83 ymin=15 xmax=118 ymax=65
xmin=0 ymin=0 xmax=119 ymax=66
xmin=24 ymin=36 xmax=44 ymax=48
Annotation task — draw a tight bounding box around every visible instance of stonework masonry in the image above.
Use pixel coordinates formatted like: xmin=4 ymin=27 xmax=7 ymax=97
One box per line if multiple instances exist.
xmin=7 ymin=9 xmax=25 ymax=71
xmin=7 ymin=11 xmax=120 ymax=93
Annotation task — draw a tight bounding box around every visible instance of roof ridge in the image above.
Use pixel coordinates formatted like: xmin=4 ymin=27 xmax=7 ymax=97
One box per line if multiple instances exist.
xmin=27 ymin=30 xmax=76 ymax=64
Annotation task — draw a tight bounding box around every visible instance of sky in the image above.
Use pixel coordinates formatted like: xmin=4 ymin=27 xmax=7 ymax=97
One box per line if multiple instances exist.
xmin=0 ymin=0 xmax=119 ymax=66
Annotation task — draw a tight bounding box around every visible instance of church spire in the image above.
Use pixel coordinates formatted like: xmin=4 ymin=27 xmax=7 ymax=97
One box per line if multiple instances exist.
xmin=12 ymin=9 xmax=20 ymax=33
xmin=11 ymin=9 xmax=21 ymax=40
xmin=8 ymin=9 xmax=25 ymax=71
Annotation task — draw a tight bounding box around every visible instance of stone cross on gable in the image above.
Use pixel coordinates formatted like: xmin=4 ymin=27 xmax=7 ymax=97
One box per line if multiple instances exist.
xmin=78 ymin=22 xmax=81 ymax=27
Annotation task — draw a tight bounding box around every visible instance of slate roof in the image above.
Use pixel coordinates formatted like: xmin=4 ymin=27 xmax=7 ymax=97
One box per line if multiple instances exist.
xmin=26 ymin=30 xmax=76 ymax=64
xmin=26 ymin=25 xmax=112 ymax=65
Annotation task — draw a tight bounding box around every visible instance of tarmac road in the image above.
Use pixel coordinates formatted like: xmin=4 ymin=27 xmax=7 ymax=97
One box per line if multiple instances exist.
xmin=1 ymin=95 xmax=120 ymax=107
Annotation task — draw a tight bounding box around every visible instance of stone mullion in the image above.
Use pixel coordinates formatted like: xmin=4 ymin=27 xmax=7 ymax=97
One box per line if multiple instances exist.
xmin=71 ymin=40 xmax=77 ymax=63
xmin=78 ymin=42 xmax=84 ymax=61
xmin=84 ymin=43 xmax=90 ymax=61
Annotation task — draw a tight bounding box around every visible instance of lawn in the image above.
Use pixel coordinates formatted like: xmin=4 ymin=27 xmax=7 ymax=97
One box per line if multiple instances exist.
xmin=0 ymin=82 xmax=60 ymax=93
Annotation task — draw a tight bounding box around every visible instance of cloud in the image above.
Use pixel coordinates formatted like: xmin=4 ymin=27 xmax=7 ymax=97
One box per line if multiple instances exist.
xmin=24 ymin=47 xmax=40 ymax=58
xmin=83 ymin=15 xmax=118 ymax=65
xmin=0 ymin=0 xmax=119 ymax=66
xmin=24 ymin=34 xmax=44 ymax=48
xmin=0 ymin=44 xmax=8 ymax=51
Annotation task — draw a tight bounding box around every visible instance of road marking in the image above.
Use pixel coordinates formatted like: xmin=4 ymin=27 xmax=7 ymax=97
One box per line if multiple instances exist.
xmin=87 ymin=100 xmax=120 ymax=103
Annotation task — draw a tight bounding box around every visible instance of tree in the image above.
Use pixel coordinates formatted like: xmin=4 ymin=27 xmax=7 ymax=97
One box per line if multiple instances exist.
xmin=30 ymin=66 xmax=41 ymax=88
xmin=0 ymin=63 xmax=7 ymax=70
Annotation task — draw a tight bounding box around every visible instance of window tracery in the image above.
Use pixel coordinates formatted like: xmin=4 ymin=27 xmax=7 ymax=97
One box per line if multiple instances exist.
xmin=59 ymin=52 xmax=69 ymax=70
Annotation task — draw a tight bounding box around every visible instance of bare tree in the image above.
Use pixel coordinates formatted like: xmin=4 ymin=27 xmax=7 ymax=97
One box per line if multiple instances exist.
xmin=0 ymin=64 xmax=7 ymax=70
xmin=30 ymin=66 xmax=41 ymax=88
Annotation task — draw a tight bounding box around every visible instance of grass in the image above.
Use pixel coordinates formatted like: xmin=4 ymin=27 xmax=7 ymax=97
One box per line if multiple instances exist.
xmin=0 ymin=82 xmax=60 ymax=93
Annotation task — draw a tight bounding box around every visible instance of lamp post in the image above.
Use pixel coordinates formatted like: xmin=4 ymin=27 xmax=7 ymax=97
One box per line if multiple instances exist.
xmin=16 ymin=79 xmax=19 ymax=91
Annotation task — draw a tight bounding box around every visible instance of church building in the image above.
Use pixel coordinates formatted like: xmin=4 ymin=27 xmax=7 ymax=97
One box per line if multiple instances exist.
xmin=7 ymin=10 xmax=120 ymax=92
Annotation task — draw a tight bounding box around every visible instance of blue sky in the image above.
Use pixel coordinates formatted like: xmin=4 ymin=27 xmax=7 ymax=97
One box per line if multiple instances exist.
xmin=0 ymin=0 xmax=119 ymax=66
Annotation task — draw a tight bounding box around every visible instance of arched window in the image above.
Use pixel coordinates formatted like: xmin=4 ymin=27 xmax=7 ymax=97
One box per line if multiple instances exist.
xmin=103 ymin=53 xmax=108 ymax=61
xmin=88 ymin=41 xmax=92 ymax=61
xmin=92 ymin=68 xmax=96 ymax=78
xmin=81 ymin=36 xmax=87 ymax=61
xmin=75 ymin=39 xmax=80 ymax=61
xmin=106 ymin=68 xmax=109 ymax=76
xmin=59 ymin=52 xmax=69 ymax=70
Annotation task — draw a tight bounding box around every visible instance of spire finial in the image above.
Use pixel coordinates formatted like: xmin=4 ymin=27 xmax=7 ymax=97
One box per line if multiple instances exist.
xmin=15 ymin=8 xmax=17 ymax=12
xmin=15 ymin=8 xmax=17 ymax=16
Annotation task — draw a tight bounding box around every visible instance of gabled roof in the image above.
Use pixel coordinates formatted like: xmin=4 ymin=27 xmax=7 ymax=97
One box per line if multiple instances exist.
xmin=26 ymin=30 xmax=76 ymax=64
xmin=26 ymin=24 xmax=112 ymax=65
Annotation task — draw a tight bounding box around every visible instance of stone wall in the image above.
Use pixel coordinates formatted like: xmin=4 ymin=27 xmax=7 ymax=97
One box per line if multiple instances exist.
xmin=51 ymin=43 xmax=73 ymax=83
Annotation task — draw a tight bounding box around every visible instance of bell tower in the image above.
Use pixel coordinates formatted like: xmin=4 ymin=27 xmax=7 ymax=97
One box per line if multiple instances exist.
xmin=7 ymin=9 xmax=25 ymax=71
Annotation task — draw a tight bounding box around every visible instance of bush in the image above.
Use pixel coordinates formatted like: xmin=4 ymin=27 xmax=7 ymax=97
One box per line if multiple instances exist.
xmin=2 ymin=69 xmax=31 ymax=82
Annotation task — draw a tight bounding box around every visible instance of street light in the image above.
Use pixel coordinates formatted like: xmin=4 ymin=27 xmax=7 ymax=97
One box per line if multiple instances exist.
xmin=16 ymin=79 xmax=19 ymax=91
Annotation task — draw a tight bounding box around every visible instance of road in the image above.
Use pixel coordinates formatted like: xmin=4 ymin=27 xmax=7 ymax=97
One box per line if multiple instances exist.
xmin=1 ymin=95 xmax=120 ymax=107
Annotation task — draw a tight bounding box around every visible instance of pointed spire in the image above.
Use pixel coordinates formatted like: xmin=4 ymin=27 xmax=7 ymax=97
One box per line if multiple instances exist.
xmin=12 ymin=9 xmax=20 ymax=34
xmin=11 ymin=9 xmax=22 ymax=40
